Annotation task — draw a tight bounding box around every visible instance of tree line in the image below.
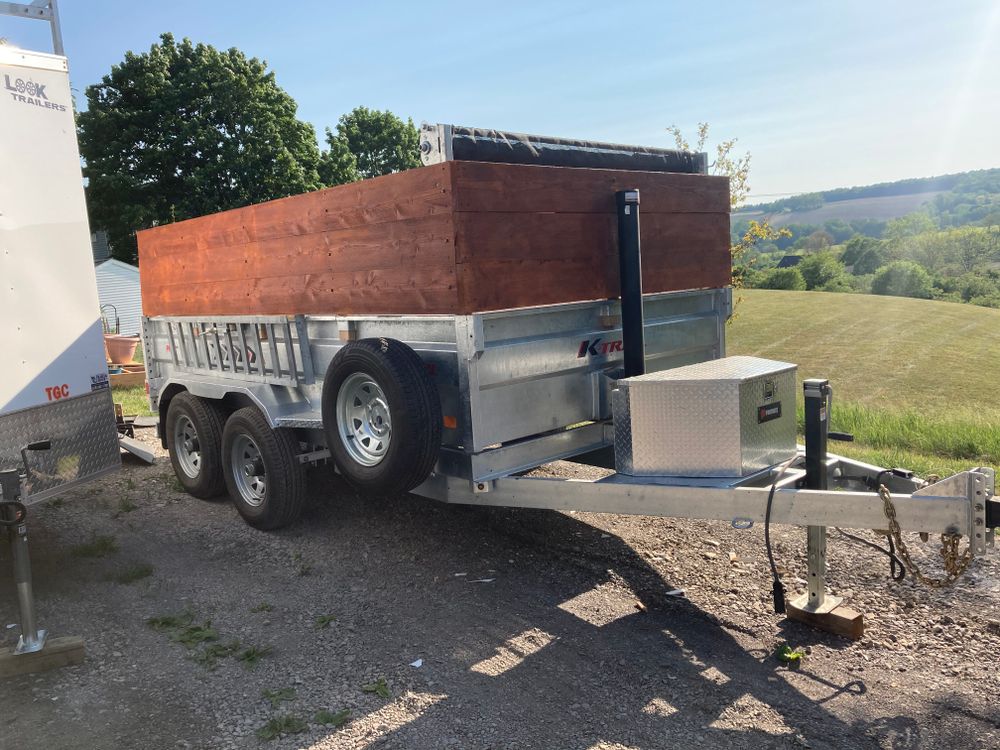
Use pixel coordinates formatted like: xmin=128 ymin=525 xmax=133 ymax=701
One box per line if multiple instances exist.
xmin=742 ymin=215 xmax=1000 ymax=308
xmin=78 ymin=34 xmax=423 ymax=261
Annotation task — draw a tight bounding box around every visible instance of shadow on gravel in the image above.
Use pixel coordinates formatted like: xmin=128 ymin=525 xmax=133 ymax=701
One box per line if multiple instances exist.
xmin=298 ymin=474 xmax=908 ymax=750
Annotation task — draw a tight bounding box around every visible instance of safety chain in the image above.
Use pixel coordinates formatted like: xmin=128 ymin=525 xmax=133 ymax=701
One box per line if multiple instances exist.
xmin=878 ymin=484 xmax=972 ymax=588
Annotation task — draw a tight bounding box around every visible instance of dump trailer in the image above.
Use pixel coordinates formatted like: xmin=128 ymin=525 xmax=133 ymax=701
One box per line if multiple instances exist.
xmin=140 ymin=124 xmax=997 ymax=637
xmin=0 ymin=41 xmax=121 ymax=663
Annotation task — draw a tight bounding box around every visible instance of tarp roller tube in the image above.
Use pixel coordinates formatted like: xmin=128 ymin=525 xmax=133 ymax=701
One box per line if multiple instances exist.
xmin=420 ymin=123 xmax=708 ymax=174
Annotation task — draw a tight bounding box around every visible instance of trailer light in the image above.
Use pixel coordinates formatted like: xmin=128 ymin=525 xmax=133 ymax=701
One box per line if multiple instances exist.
xmin=443 ymin=415 xmax=457 ymax=429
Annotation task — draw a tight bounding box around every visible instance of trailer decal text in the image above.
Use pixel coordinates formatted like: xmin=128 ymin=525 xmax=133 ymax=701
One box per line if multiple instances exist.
xmin=44 ymin=384 xmax=70 ymax=401
xmin=4 ymin=75 xmax=67 ymax=112
xmin=577 ymin=337 xmax=624 ymax=358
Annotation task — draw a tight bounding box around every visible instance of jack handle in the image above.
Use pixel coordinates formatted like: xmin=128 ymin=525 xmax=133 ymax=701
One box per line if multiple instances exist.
xmin=19 ymin=440 xmax=51 ymax=485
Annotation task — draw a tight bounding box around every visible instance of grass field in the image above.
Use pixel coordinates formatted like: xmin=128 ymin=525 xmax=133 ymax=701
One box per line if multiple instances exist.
xmin=728 ymin=289 xmax=1000 ymax=475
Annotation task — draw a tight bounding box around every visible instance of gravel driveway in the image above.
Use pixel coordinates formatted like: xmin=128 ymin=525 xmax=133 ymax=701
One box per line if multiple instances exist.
xmin=1 ymin=429 xmax=998 ymax=749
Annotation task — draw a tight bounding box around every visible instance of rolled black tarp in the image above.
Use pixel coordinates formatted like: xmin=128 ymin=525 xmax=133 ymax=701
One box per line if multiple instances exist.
xmin=426 ymin=124 xmax=706 ymax=174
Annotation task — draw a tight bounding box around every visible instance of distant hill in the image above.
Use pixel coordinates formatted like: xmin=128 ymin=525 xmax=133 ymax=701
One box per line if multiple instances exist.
xmin=736 ymin=167 xmax=1000 ymax=229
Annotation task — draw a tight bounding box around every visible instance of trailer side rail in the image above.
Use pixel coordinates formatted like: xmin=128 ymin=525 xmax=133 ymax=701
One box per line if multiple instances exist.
xmin=152 ymin=316 xmax=314 ymax=387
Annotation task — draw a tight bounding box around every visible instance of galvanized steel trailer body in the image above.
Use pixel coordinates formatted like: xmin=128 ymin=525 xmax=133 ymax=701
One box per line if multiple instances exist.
xmin=144 ymin=128 xmax=996 ymax=629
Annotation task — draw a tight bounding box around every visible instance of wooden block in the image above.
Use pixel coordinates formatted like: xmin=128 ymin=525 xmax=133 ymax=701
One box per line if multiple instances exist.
xmin=0 ymin=636 xmax=85 ymax=678
xmin=786 ymin=597 xmax=865 ymax=640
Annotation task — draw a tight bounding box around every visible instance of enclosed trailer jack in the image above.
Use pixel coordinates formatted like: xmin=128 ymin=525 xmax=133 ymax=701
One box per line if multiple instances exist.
xmin=0 ymin=458 xmax=85 ymax=677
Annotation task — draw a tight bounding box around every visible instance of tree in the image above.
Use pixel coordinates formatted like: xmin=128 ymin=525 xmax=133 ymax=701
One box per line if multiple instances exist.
xmin=871 ymin=261 xmax=933 ymax=299
xmin=760 ymin=267 xmax=807 ymax=291
xmin=841 ymin=235 xmax=880 ymax=267
xmin=803 ymin=230 xmax=834 ymax=251
xmin=667 ymin=123 xmax=789 ymax=296
xmin=798 ymin=252 xmax=847 ymax=290
xmin=78 ymin=34 xmax=323 ymax=261
xmin=318 ymin=134 xmax=359 ymax=186
xmin=852 ymin=246 xmax=888 ymax=275
xmin=326 ymin=107 xmax=420 ymax=180
xmin=885 ymin=211 xmax=936 ymax=242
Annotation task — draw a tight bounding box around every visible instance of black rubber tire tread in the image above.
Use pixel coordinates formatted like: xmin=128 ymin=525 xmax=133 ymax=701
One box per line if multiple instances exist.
xmin=321 ymin=338 xmax=442 ymax=496
xmin=165 ymin=392 xmax=227 ymax=499
xmin=222 ymin=407 xmax=305 ymax=530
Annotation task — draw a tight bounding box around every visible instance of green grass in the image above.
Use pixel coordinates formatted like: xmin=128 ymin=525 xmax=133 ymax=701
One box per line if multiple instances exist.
xmin=110 ymin=563 xmax=154 ymax=584
xmin=729 ymin=290 xmax=1000 ymax=420
xmin=314 ymin=708 xmax=351 ymax=728
xmin=256 ymin=715 xmax=308 ymax=741
xmin=112 ymin=384 xmax=155 ymax=417
xmin=237 ymin=644 xmax=272 ymax=669
xmin=729 ymin=290 xmax=1000 ymax=474
xmin=314 ymin=614 xmax=336 ymax=629
xmin=262 ymin=687 xmax=296 ymax=708
xmin=361 ymin=677 xmax=390 ymax=699
xmin=70 ymin=534 xmax=119 ymax=558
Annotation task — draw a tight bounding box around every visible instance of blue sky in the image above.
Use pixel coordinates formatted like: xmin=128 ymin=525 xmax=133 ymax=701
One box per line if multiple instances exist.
xmin=3 ymin=0 xmax=998 ymax=201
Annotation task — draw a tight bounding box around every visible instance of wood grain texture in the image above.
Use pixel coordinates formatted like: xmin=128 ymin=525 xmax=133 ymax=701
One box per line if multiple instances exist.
xmin=139 ymin=160 xmax=731 ymax=316
xmin=450 ymin=160 xmax=731 ymax=215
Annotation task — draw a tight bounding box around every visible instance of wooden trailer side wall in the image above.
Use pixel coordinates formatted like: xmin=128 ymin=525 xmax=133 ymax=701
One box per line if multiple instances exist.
xmin=139 ymin=162 xmax=730 ymax=316
xmin=139 ymin=164 xmax=459 ymax=316
xmin=448 ymin=161 xmax=730 ymax=311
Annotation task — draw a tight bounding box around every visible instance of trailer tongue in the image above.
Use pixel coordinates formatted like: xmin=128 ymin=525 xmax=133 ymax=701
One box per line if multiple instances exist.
xmin=141 ymin=123 xmax=997 ymax=639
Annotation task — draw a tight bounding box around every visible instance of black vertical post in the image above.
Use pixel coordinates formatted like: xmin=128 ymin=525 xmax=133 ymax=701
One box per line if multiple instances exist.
xmin=616 ymin=189 xmax=645 ymax=377
xmin=803 ymin=379 xmax=831 ymax=490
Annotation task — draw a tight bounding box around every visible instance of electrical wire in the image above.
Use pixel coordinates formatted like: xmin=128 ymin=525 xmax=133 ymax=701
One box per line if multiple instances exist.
xmin=834 ymin=526 xmax=906 ymax=581
xmin=764 ymin=455 xmax=799 ymax=614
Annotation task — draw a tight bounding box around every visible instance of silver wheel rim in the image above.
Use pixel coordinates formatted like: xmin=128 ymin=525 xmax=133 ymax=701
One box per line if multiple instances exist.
xmin=231 ymin=434 xmax=266 ymax=507
xmin=336 ymin=372 xmax=391 ymax=467
xmin=174 ymin=415 xmax=201 ymax=478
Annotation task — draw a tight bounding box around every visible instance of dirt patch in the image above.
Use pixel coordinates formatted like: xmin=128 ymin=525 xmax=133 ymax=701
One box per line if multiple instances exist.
xmin=1 ymin=437 xmax=998 ymax=749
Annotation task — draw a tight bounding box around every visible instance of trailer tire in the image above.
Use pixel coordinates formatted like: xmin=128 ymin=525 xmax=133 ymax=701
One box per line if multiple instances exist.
xmin=222 ymin=407 xmax=305 ymax=530
xmin=322 ymin=338 xmax=441 ymax=496
xmin=165 ymin=392 xmax=227 ymax=499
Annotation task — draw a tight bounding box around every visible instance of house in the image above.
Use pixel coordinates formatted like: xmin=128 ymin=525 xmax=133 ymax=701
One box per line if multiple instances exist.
xmin=776 ymin=255 xmax=803 ymax=268
xmin=95 ymin=259 xmax=142 ymax=335
xmin=91 ymin=230 xmax=111 ymax=263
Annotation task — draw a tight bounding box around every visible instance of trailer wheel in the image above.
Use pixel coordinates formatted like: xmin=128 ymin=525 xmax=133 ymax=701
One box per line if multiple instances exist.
xmin=322 ymin=338 xmax=441 ymax=495
xmin=222 ymin=407 xmax=305 ymax=530
xmin=165 ymin=392 xmax=226 ymax=499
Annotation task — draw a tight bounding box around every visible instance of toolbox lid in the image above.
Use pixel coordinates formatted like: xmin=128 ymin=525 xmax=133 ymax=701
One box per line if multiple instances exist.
xmin=622 ymin=355 xmax=797 ymax=385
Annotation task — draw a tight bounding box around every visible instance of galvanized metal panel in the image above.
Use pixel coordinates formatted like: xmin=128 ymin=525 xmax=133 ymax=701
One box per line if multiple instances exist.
xmin=145 ymin=288 xmax=731 ymax=477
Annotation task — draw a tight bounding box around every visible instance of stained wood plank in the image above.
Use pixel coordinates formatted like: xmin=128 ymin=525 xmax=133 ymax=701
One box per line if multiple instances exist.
xmin=140 ymin=215 xmax=456 ymax=296
xmin=142 ymin=267 xmax=460 ymax=317
xmin=450 ymin=160 xmax=730 ymax=214
xmin=138 ymin=163 xmax=453 ymax=257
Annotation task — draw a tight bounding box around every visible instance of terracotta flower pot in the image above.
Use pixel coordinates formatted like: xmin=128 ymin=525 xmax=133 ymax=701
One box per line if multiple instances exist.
xmin=104 ymin=334 xmax=139 ymax=365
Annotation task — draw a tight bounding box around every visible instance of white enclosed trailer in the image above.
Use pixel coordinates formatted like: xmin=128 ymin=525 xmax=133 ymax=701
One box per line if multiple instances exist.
xmin=0 ymin=40 xmax=120 ymax=663
xmin=0 ymin=44 xmax=120 ymax=499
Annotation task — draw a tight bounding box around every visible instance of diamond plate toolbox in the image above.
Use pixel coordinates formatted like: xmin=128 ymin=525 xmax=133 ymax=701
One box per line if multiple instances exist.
xmin=612 ymin=356 xmax=797 ymax=477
